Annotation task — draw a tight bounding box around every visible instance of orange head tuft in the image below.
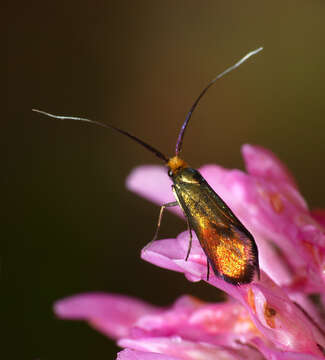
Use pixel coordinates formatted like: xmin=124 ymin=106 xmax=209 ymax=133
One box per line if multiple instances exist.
xmin=167 ymin=156 xmax=188 ymax=175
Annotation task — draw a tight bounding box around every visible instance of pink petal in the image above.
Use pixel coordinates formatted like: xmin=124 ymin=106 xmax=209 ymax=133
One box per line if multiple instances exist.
xmin=241 ymin=144 xmax=297 ymax=189
xmin=252 ymin=338 xmax=325 ymax=360
xmin=252 ymin=233 xmax=292 ymax=286
xmin=141 ymin=240 xmax=325 ymax=355
xmin=54 ymin=293 xmax=160 ymax=339
xmin=141 ymin=237 xmax=193 ymax=276
xmin=126 ymin=165 xmax=184 ymax=218
xmin=287 ymin=292 xmax=325 ymax=335
xmin=244 ymin=283 xmax=325 ymax=356
xmin=141 ymin=233 xmax=252 ymax=302
xmin=199 ymin=164 xmax=325 ymax=294
xmin=133 ymin=295 xmax=262 ymax=347
xmin=141 ymin=231 xmax=206 ymax=282
xmin=142 ymin=231 xmax=255 ymax=299
xmin=118 ymin=337 xmax=264 ymax=360
xmin=117 ymin=349 xmax=180 ymax=360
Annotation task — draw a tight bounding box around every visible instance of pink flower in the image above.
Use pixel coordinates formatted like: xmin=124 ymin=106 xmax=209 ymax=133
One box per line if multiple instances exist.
xmin=54 ymin=145 xmax=325 ymax=359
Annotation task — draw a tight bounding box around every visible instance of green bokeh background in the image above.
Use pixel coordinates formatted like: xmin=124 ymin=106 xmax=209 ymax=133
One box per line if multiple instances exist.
xmin=7 ymin=1 xmax=325 ymax=359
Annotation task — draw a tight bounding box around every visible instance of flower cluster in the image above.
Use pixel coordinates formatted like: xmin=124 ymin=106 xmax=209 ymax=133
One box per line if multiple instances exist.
xmin=55 ymin=145 xmax=325 ymax=359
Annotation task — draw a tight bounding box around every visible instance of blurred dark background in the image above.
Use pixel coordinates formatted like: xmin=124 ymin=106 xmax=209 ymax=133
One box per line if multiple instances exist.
xmin=6 ymin=1 xmax=325 ymax=359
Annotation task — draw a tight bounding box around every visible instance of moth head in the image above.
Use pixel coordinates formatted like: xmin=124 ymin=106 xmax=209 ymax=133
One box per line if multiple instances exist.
xmin=167 ymin=161 xmax=200 ymax=185
xmin=167 ymin=156 xmax=188 ymax=177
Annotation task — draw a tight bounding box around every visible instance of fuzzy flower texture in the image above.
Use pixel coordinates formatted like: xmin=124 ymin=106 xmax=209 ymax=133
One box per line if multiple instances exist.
xmin=55 ymin=145 xmax=325 ymax=359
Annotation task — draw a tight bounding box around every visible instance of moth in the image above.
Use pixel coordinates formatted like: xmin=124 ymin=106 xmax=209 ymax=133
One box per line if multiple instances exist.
xmin=33 ymin=47 xmax=262 ymax=285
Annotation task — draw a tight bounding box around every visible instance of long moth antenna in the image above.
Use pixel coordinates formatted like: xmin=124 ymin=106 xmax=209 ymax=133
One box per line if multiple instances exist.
xmin=175 ymin=46 xmax=263 ymax=156
xmin=32 ymin=109 xmax=169 ymax=163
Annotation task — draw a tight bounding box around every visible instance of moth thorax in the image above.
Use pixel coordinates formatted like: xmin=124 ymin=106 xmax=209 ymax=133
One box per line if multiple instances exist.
xmin=167 ymin=156 xmax=188 ymax=175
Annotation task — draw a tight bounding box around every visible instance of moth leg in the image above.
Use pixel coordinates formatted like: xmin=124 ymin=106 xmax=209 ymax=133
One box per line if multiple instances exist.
xmin=170 ymin=185 xmax=192 ymax=261
xmin=185 ymin=217 xmax=193 ymax=261
xmin=206 ymin=260 xmax=210 ymax=281
xmin=147 ymin=201 xmax=178 ymax=249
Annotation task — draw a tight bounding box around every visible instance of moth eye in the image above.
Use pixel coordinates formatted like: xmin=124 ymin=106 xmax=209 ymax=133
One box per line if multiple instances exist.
xmin=168 ymin=169 xmax=173 ymax=177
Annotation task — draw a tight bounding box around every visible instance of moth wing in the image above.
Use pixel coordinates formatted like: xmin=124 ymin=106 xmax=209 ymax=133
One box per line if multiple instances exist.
xmin=196 ymin=220 xmax=257 ymax=284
